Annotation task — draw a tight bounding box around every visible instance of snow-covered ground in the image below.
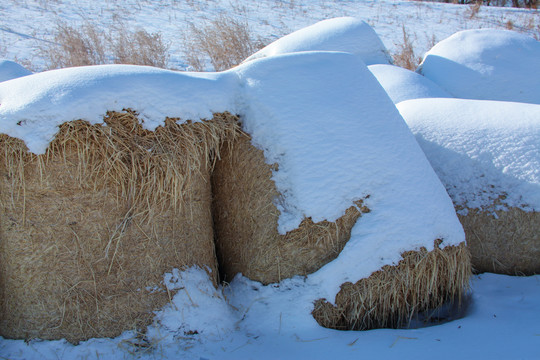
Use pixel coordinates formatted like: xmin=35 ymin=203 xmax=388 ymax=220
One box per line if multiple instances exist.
xmin=1 ymin=1 xmax=539 ymax=359
xmin=0 ymin=0 xmax=538 ymax=71
xmin=0 ymin=271 xmax=538 ymax=360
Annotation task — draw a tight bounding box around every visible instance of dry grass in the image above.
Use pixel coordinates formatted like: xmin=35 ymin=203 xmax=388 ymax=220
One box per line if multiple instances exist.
xmin=0 ymin=111 xmax=241 ymax=343
xmin=212 ymin=133 xmax=369 ymax=284
xmin=41 ymin=22 xmax=170 ymax=69
xmin=459 ymin=207 xmax=539 ymax=275
xmin=312 ymin=241 xmax=471 ymax=330
xmin=183 ymin=15 xmax=266 ymax=71
xmin=392 ymin=25 xmax=422 ymax=71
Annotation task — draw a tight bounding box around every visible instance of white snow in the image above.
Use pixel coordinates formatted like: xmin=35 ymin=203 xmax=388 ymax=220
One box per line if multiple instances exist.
xmin=368 ymin=64 xmax=452 ymax=104
xmin=243 ymin=17 xmax=392 ymax=65
xmin=397 ymin=98 xmax=540 ymax=213
xmin=418 ymin=29 xmax=540 ymax=105
xmin=0 ymin=59 xmax=32 ymax=82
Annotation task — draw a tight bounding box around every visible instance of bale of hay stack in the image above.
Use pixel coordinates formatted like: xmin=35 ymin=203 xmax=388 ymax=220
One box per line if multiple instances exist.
xmin=212 ymin=134 xmax=471 ymax=330
xmin=0 ymin=110 xmax=240 ymax=342
xmin=212 ymin=50 xmax=471 ymax=331
xmin=397 ymin=98 xmax=540 ymax=276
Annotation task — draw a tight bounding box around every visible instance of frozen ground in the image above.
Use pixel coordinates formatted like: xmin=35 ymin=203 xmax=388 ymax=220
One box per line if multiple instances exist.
xmin=0 ymin=0 xmax=538 ymax=71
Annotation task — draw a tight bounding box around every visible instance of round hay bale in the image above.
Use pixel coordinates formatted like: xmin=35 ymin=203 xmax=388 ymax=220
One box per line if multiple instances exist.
xmin=212 ymin=133 xmax=369 ymax=284
xmin=212 ymin=132 xmax=471 ymax=330
xmin=312 ymin=241 xmax=471 ymax=330
xmin=458 ymin=208 xmax=539 ymax=275
xmin=397 ymin=98 xmax=540 ymax=276
xmin=0 ymin=111 xmax=240 ymax=343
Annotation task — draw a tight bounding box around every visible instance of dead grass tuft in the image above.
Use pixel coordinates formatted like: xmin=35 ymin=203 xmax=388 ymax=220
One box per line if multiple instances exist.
xmin=41 ymin=21 xmax=170 ymax=69
xmin=183 ymin=15 xmax=266 ymax=71
xmin=392 ymin=25 xmax=422 ymax=71
xmin=312 ymin=241 xmax=471 ymax=330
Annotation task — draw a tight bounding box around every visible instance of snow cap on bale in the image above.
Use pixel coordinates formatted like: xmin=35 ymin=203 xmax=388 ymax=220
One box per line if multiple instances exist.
xmin=243 ymin=17 xmax=392 ymax=65
xmin=397 ymin=98 xmax=540 ymax=274
xmin=222 ymin=51 xmax=469 ymax=329
xmin=368 ymin=64 xmax=452 ymax=104
xmin=0 ymin=64 xmax=239 ymax=154
xmin=0 ymin=59 xmax=32 ymax=82
xmin=418 ymin=29 xmax=540 ymax=105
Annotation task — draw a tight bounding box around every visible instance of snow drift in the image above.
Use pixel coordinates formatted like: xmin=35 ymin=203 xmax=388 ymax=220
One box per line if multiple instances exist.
xmin=368 ymin=64 xmax=452 ymax=104
xmin=243 ymin=17 xmax=392 ymax=65
xmin=0 ymin=59 xmax=32 ymax=82
xmin=418 ymin=29 xmax=540 ymax=105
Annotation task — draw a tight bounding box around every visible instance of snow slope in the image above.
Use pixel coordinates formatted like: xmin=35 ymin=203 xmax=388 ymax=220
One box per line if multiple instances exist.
xmin=418 ymin=29 xmax=540 ymax=105
xmin=0 ymin=59 xmax=32 ymax=82
xmin=243 ymin=17 xmax=392 ymax=65
xmin=397 ymin=98 xmax=540 ymax=213
xmin=368 ymin=64 xmax=452 ymax=104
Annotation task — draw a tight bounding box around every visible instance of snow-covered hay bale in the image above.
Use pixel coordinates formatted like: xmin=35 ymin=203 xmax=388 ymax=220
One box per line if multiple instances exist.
xmin=397 ymin=98 xmax=540 ymax=275
xmin=0 ymin=59 xmax=32 ymax=82
xmin=216 ymin=51 xmax=470 ymax=330
xmin=368 ymin=64 xmax=452 ymax=104
xmin=418 ymin=29 xmax=540 ymax=105
xmin=0 ymin=111 xmax=239 ymax=342
xmin=243 ymin=17 xmax=392 ymax=65
xmin=0 ymin=67 xmax=241 ymax=342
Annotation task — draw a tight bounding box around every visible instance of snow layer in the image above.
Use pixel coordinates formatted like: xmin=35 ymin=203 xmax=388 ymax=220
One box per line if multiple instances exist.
xmin=0 ymin=59 xmax=32 ymax=82
xmin=397 ymin=98 xmax=540 ymax=212
xmin=368 ymin=64 xmax=452 ymax=104
xmin=243 ymin=17 xmax=392 ymax=65
xmin=2 ymin=268 xmax=539 ymax=360
xmin=418 ymin=29 xmax=540 ymax=105
xmin=0 ymin=65 xmax=239 ymax=154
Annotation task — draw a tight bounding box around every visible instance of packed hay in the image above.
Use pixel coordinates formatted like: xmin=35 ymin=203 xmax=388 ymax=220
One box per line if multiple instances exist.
xmin=0 ymin=111 xmax=240 ymax=343
xmin=458 ymin=207 xmax=539 ymax=275
xmin=212 ymin=133 xmax=370 ymax=284
xmin=312 ymin=241 xmax=471 ymax=330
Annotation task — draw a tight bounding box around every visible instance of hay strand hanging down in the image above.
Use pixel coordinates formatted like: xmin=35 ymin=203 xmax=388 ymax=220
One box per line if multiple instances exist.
xmin=312 ymin=241 xmax=471 ymax=330
xmin=0 ymin=111 xmax=240 ymax=343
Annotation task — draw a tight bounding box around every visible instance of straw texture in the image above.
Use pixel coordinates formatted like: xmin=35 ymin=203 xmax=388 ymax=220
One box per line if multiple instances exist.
xmin=0 ymin=111 xmax=240 ymax=342
xmin=312 ymin=241 xmax=471 ymax=330
xmin=459 ymin=208 xmax=539 ymax=275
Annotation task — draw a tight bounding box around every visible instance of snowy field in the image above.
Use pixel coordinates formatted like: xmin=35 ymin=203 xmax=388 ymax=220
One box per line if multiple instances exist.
xmin=0 ymin=0 xmax=539 ymax=70
xmin=0 ymin=1 xmax=539 ymax=360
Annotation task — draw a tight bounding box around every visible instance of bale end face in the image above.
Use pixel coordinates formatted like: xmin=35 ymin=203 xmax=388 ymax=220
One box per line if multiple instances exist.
xmin=459 ymin=207 xmax=539 ymax=275
xmin=312 ymin=241 xmax=471 ymax=330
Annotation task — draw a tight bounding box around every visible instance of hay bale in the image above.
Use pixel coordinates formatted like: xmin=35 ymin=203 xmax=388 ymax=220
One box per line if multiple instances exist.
xmin=458 ymin=208 xmax=539 ymax=275
xmin=0 ymin=111 xmax=240 ymax=342
xmin=212 ymin=133 xmax=471 ymax=330
xmin=312 ymin=241 xmax=471 ymax=330
xmin=212 ymin=133 xmax=369 ymax=284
